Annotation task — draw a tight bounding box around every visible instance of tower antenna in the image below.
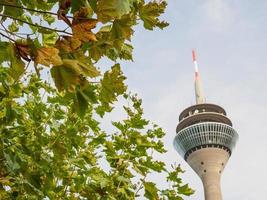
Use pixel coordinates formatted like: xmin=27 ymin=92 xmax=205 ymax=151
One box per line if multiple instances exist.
xmin=192 ymin=49 xmax=205 ymax=104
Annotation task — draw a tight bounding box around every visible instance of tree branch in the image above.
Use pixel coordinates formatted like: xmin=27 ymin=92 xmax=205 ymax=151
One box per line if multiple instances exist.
xmin=0 ymin=14 xmax=72 ymax=35
xmin=0 ymin=3 xmax=91 ymax=20
xmin=0 ymin=28 xmax=25 ymax=40
xmin=0 ymin=31 xmax=16 ymax=42
xmin=0 ymin=2 xmax=63 ymax=17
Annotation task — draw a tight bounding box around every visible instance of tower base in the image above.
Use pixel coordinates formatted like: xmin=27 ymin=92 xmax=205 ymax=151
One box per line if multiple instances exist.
xmin=186 ymin=148 xmax=230 ymax=200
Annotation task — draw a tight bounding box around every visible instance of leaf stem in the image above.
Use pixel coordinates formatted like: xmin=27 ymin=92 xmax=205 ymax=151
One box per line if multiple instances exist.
xmin=0 ymin=14 xmax=72 ymax=35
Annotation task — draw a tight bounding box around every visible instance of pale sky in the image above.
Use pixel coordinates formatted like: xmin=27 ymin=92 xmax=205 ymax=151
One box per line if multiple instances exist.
xmin=108 ymin=0 xmax=267 ymax=199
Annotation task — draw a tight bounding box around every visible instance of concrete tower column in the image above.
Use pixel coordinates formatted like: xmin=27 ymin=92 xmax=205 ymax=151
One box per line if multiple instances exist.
xmin=202 ymin=170 xmax=222 ymax=200
xmin=174 ymin=50 xmax=238 ymax=199
xmin=186 ymin=148 xmax=230 ymax=200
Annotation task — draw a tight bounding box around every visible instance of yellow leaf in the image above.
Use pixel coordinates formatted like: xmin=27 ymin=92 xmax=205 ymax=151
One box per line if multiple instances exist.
xmin=72 ymin=19 xmax=98 ymax=42
xmin=35 ymin=47 xmax=63 ymax=67
xmin=51 ymin=59 xmax=100 ymax=91
xmin=55 ymin=36 xmax=82 ymax=53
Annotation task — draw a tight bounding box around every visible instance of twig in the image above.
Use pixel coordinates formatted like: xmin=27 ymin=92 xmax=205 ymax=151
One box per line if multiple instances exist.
xmin=0 ymin=3 xmax=93 ymax=20
xmin=0 ymin=2 xmax=63 ymax=17
xmin=0 ymin=31 xmax=16 ymax=42
xmin=0 ymin=28 xmax=25 ymax=40
xmin=0 ymin=14 xmax=72 ymax=35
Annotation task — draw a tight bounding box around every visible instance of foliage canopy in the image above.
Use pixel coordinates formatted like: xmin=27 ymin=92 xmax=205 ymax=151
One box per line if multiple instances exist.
xmin=0 ymin=0 xmax=194 ymax=199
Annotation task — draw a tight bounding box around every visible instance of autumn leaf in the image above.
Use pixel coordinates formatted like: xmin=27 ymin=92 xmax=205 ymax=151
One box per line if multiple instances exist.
xmin=51 ymin=63 xmax=80 ymax=92
xmin=73 ymin=6 xmax=93 ymax=19
xmin=63 ymin=59 xmax=100 ymax=78
xmin=57 ymin=0 xmax=72 ymax=26
xmin=35 ymin=47 xmax=63 ymax=67
xmin=55 ymin=36 xmax=82 ymax=53
xmin=15 ymin=42 xmax=31 ymax=62
xmin=51 ymin=59 xmax=100 ymax=91
xmin=72 ymin=19 xmax=98 ymax=42
xmin=111 ymin=16 xmax=135 ymax=41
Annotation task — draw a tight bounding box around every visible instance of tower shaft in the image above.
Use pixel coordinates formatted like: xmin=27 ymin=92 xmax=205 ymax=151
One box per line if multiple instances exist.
xmin=187 ymin=148 xmax=229 ymax=200
xmin=174 ymin=51 xmax=238 ymax=200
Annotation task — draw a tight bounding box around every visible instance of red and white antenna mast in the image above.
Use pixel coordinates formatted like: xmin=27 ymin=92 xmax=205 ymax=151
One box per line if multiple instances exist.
xmin=192 ymin=50 xmax=205 ymax=104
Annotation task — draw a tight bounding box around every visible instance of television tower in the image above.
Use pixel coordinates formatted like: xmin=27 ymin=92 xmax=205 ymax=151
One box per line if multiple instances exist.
xmin=173 ymin=50 xmax=238 ymax=200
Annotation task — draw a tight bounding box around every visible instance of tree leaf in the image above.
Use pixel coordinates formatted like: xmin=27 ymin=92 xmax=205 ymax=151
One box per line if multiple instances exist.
xmin=57 ymin=0 xmax=72 ymax=26
xmin=43 ymin=14 xmax=55 ymax=25
xmin=139 ymin=1 xmax=169 ymax=30
xmin=111 ymin=16 xmax=135 ymax=41
xmin=8 ymin=21 xmax=19 ymax=32
xmin=42 ymin=32 xmax=58 ymax=46
xmin=0 ymin=41 xmax=10 ymax=63
xmin=99 ymin=64 xmax=126 ymax=104
xmin=63 ymin=59 xmax=100 ymax=78
xmin=143 ymin=182 xmax=159 ymax=200
xmin=50 ymin=59 xmax=99 ymax=91
xmin=55 ymin=36 xmax=82 ymax=53
xmin=119 ymin=43 xmax=133 ymax=60
xmin=72 ymin=19 xmax=98 ymax=42
xmin=51 ymin=63 xmax=80 ymax=92
xmin=178 ymin=184 xmax=195 ymax=196
xmin=15 ymin=42 xmax=31 ymax=61
xmin=96 ymin=0 xmax=131 ymax=23
xmin=35 ymin=47 xmax=63 ymax=67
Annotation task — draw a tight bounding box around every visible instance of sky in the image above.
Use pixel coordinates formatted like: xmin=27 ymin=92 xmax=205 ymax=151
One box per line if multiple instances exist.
xmin=106 ymin=0 xmax=267 ymax=199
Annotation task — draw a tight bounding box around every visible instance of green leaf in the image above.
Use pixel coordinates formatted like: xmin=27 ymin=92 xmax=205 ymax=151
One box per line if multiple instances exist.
xmin=99 ymin=64 xmax=126 ymax=104
xmin=139 ymin=1 xmax=169 ymax=30
xmin=50 ymin=60 xmax=81 ymax=92
xmin=50 ymin=59 xmax=99 ymax=91
xmin=71 ymin=0 xmax=87 ymax=13
xmin=42 ymin=32 xmax=58 ymax=46
xmin=178 ymin=184 xmax=195 ymax=196
xmin=0 ymin=41 xmax=10 ymax=63
xmin=88 ymin=0 xmax=97 ymax=11
xmin=43 ymin=14 xmax=55 ymax=25
xmin=119 ymin=43 xmax=133 ymax=60
xmin=10 ymin=55 xmax=25 ymax=80
xmin=3 ymin=43 xmax=25 ymax=80
xmin=74 ymin=89 xmax=88 ymax=117
xmin=2 ymin=43 xmax=25 ymax=80
xmin=2 ymin=0 xmax=23 ymax=20
xmin=143 ymin=181 xmax=159 ymax=200
xmin=111 ymin=16 xmax=135 ymax=41
xmin=97 ymin=0 xmax=132 ymax=22
xmin=74 ymin=84 xmax=97 ymax=117
xmin=8 ymin=21 xmax=19 ymax=32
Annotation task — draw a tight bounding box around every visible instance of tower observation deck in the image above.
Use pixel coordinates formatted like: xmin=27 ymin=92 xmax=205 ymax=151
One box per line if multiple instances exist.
xmin=173 ymin=50 xmax=238 ymax=200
